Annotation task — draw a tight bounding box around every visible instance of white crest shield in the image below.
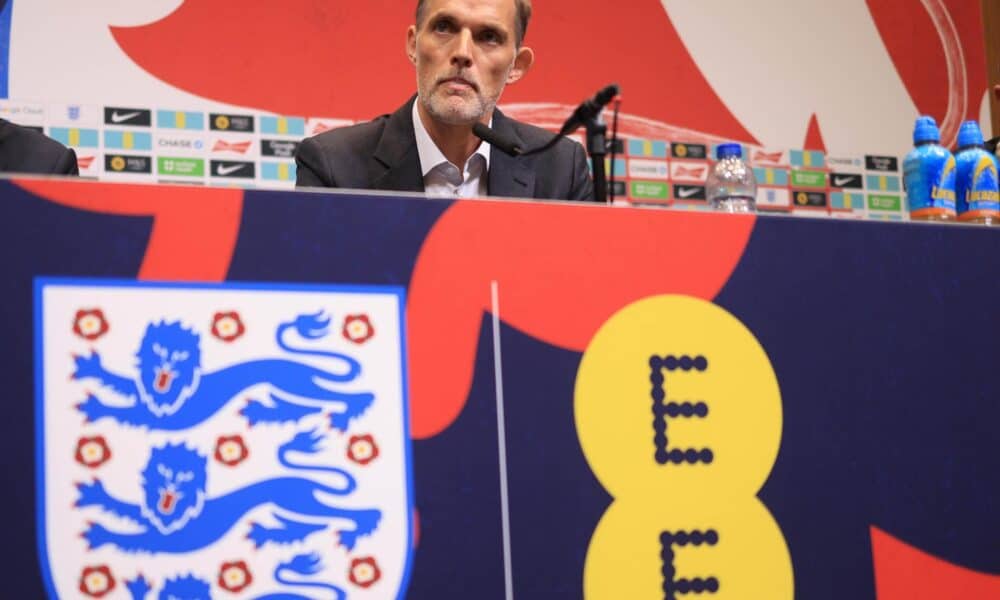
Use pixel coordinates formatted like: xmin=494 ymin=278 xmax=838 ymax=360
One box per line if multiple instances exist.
xmin=35 ymin=279 xmax=413 ymax=599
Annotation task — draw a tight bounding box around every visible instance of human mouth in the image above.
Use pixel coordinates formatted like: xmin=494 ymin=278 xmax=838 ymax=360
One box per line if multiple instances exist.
xmin=439 ymin=77 xmax=477 ymax=92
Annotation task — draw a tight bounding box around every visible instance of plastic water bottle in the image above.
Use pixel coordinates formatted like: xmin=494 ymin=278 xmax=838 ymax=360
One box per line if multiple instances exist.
xmin=954 ymin=120 xmax=1000 ymax=225
xmin=707 ymin=143 xmax=756 ymax=213
xmin=902 ymin=116 xmax=956 ymax=221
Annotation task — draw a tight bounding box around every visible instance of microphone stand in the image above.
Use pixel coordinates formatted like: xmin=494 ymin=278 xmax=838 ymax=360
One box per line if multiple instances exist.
xmin=586 ymin=112 xmax=608 ymax=204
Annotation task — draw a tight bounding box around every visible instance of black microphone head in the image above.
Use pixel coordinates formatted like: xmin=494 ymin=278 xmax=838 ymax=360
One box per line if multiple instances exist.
xmin=473 ymin=122 xmax=523 ymax=156
xmin=596 ymin=83 xmax=620 ymax=105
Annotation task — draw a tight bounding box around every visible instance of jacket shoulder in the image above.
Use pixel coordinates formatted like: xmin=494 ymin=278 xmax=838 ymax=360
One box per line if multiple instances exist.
xmin=0 ymin=119 xmax=76 ymax=174
xmin=301 ymin=115 xmax=389 ymax=157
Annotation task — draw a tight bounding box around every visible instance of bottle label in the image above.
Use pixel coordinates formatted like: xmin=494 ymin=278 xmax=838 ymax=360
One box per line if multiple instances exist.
xmin=957 ymin=155 xmax=1000 ymax=220
xmin=904 ymin=151 xmax=956 ymax=218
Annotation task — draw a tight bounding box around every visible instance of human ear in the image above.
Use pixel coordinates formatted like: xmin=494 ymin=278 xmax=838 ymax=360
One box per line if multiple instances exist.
xmin=507 ymin=46 xmax=534 ymax=84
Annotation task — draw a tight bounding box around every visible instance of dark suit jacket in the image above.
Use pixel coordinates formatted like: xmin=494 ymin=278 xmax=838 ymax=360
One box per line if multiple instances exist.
xmin=295 ymin=97 xmax=594 ymax=201
xmin=0 ymin=119 xmax=78 ymax=176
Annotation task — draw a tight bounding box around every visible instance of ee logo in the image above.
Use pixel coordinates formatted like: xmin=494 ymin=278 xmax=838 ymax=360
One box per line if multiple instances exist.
xmin=575 ymin=295 xmax=793 ymax=599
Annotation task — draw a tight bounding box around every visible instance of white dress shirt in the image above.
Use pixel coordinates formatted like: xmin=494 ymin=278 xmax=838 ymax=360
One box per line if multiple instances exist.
xmin=412 ymin=100 xmax=491 ymax=198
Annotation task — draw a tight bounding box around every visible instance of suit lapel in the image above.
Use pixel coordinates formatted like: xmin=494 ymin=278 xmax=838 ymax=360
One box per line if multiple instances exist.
xmin=371 ymin=97 xmax=424 ymax=193
xmin=488 ymin=109 xmax=534 ymax=198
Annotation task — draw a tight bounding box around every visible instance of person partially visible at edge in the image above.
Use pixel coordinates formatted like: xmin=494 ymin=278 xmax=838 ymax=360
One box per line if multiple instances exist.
xmin=0 ymin=118 xmax=79 ymax=176
xmin=295 ymin=0 xmax=594 ymax=201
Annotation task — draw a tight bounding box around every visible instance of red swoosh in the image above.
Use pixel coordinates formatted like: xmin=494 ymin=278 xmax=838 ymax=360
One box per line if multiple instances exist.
xmin=110 ymin=1 xmax=756 ymax=141
xmin=872 ymin=526 xmax=1000 ymax=599
xmin=14 ymin=179 xmax=242 ymax=282
xmin=407 ymin=201 xmax=755 ymax=438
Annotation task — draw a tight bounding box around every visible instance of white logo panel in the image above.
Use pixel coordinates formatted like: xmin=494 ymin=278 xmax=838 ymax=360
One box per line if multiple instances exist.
xmin=36 ymin=279 xmax=412 ymax=599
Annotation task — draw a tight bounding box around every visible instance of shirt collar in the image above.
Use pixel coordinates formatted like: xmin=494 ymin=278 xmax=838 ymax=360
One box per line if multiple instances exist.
xmin=412 ymin=99 xmax=491 ymax=176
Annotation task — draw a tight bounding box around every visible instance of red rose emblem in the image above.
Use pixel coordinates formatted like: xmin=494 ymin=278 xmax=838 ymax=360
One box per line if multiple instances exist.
xmin=218 ymin=560 xmax=253 ymax=592
xmin=214 ymin=435 xmax=249 ymax=466
xmin=348 ymin=557 xmax=381 ymax=588
xmin=347 ymin=434 xmax=379 ymax=466
xmin=74 ymin=436 xmax=111 ymax=469
xmin=73 ymin=309 xmax=109 ymax=341
xmin=79 ymin=565 xmax=116 ymax=597
xmin=342 ymin=314 xmax=374 ymax=344
xmin=211 ymin=311 xmax=245 ymax=342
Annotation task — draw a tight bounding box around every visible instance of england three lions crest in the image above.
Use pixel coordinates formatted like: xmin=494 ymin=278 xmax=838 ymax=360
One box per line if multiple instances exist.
xmin=35 ymin=279 xmax=413 ymax=599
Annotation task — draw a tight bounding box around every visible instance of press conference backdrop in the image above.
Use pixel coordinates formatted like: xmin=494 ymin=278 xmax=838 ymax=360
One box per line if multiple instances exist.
xmin=0 ymin=0 xmax=990 ymax=217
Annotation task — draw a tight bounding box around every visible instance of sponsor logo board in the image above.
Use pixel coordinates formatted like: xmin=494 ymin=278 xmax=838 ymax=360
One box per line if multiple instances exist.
xmin=792 ymin=190 xmax=828 ymax=208
xmin=673 ymin=184 xmax=706 ymax=201
xmin=210 ymin=113 xmax=255 ymax=133
xmin=103 ymin=107 xmax=152 ymax=127
xmin=865 ymin=155 xmax=899 ymax=172
xmin=829 ymin=172 xmax=864 ymax=189
xmin=210 ymin=160 xmax=256 ymax=179
xmin=671 ymin=142 xmax=707 ymax=160
xmin=790 ymin=169 xmax=827 ymax=188
xmin=261 ymin=139 xmax=299 ymax=158
xmin=670 ymin=160 xmax=709 ymax=183
xmin=627 ymin=158 xmax=669 ymax=180
xmin=156 ymin=134 xmax=205 ymax=152
xmin=757 ymin=186 xmax=791 ymax=209
xmin=157 ymin=156 xmax=205 ymax=177
xmin=104 ymin=154 xmax=152 ymax=174
xmin=867 ymin=194 xmax=902 ymax=211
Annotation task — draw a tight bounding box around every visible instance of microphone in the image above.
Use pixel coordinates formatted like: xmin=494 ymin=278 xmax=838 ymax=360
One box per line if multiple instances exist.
xmin=472 ymin=83 xmax=620 ymax=158
xmin=473 ymin=122 xmax=523 ymax=157
xmin=557 ymin=83 xmax=620 ymax=136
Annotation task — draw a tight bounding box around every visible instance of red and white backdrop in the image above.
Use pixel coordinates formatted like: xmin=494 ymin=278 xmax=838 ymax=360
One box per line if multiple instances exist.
xmin=0 ymin=0 xmax=988 ymax=217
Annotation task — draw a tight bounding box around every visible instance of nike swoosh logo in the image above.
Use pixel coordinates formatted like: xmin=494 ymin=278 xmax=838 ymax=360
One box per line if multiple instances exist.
xmin=110 ymin=110 xmax=142 ymax=123
xmin=833 ymin=176 xmax=858 ymax=186
xmin=678 ymin=187 xmax=701 ymax=198
xmin=216 ymin=164 xmax=247 ymax=176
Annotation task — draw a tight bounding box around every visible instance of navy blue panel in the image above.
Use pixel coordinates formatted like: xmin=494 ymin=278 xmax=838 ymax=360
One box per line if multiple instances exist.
xmin=227 ymin=190 xmax=451 ymax=286
xmin=407 ymin=317 xmax=611 ymax=598
xmin=0 ymin=180 xmax=150 ymax=597
xmin=716 ymin=218 xmax=1000 ymax=599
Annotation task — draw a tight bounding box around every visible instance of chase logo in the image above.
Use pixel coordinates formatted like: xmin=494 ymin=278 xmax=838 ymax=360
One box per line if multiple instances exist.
xmin=210 ymin=113 xmax=255 ymax=133
xmin=672 ymin=142 xmax=707 ymax=160
xmin=104 ymin=154 xmax=151 ymax=174
xmin=103 ymin=107 xmax=152 ymax=127
xmin=35 ymin=280 xmax=414 ymax=600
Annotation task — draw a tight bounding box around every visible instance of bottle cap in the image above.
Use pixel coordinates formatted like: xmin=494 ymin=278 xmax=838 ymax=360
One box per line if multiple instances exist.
xmin=957 ymin=120 xmax=984 ymax=149
xmin=913 ymin=115 xmax=940 ymax=144
xmin=716 ymin=143 xmax=743 ymax=160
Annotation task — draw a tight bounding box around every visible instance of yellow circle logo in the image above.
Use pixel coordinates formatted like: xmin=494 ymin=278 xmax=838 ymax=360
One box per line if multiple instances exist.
xmin=796 ymin=192 xmax=808 ymax=205
xmin=575 ymin=295 xmax=792 ymax=598
xmin=109 ymin=156 xmax=126 ymax=171
xmin=674 ymin=144 xmax=688 ymax=158
xmin=214 ymin=115 xmax=230 ymax=130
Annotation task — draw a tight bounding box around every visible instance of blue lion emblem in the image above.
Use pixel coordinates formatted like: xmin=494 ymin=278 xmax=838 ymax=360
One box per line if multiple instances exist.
xmin=77 ymin=430 xmax=380 ymax=553
xmin=125 ymin=553 xmax=345 ymax=599
xmin=73 ymin=311 xmax=372 ymax=431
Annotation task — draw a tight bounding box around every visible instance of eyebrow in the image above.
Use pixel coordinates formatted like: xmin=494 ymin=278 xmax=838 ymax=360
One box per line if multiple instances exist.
xmin=426 ymin=10 xmax=510 ymax=36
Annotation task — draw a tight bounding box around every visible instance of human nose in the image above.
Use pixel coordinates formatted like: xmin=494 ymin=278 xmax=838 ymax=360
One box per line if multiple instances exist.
xmin=450 ymin=28 xmax=473 ymax=69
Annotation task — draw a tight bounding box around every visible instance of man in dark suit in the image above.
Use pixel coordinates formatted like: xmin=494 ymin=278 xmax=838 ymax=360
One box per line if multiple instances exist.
xmin=296 ymin=0 xmax=593 ymax=202
xmin=0 ymin=118 xmax=79 ymax=176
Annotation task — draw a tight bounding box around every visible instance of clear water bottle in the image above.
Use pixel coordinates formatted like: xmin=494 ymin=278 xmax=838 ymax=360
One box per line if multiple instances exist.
xmin=706 ymin=143 xmax=757 ymax=213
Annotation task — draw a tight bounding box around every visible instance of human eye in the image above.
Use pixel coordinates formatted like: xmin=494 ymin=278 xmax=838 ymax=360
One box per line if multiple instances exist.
xmin=479 ymin=28 xmax=503 ymax=45
xmin=431 ymin=17 xmax=455 ymax=34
